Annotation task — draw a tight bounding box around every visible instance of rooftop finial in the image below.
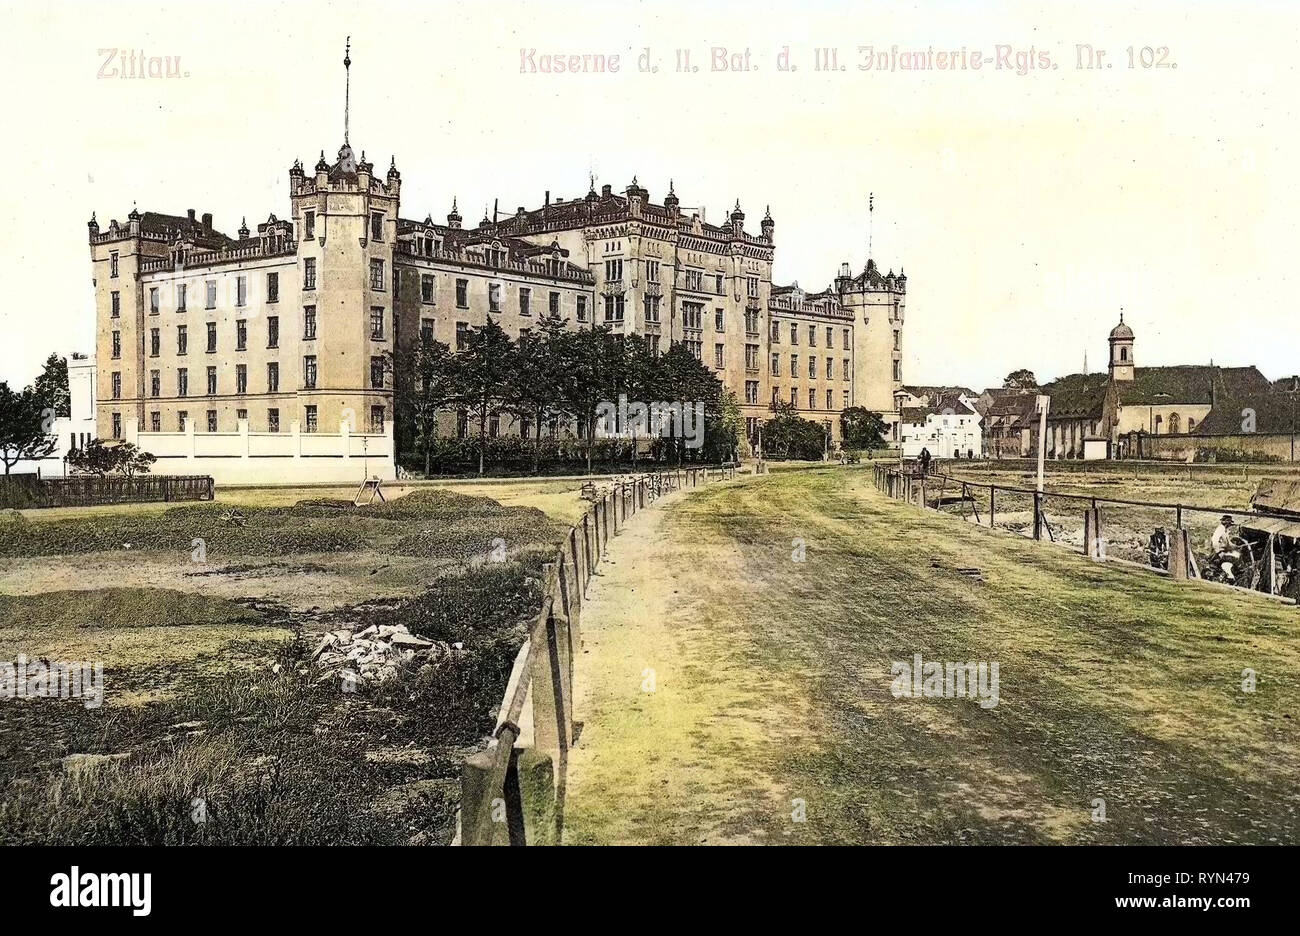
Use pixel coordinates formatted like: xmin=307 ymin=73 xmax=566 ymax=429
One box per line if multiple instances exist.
xmin=343 ymin=37 xmax=352 ymax=145
xmin=868 ymin=191 xmax=874 ymax=266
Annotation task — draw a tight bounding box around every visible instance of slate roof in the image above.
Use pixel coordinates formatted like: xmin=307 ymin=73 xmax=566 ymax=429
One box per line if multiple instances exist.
xmin=1115 ymin=365 xmax=1270 ymax=407
xmin=1039 ymin=372 xmax=1111 ymax=419
xmin=1196 ymin=392 xmax=1299 ymax=435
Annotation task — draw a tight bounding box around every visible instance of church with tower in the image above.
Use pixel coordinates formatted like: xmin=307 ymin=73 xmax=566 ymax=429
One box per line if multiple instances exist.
xmin=1036 ymin=315 xmax=1271 ymax=459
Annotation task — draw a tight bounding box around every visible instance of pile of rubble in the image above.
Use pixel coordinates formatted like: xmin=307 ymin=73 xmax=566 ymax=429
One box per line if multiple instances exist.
xmin=310 ymin=623 xmax=463 ymax=689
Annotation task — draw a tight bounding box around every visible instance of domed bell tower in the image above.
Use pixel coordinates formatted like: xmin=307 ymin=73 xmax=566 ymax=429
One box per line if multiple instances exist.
xmin=1108 ymin=312 xmax=1135 ymax=382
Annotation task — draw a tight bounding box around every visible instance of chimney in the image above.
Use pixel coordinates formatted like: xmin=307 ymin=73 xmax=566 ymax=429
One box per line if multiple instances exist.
xmin=601 ymin=184 xmax=612 ymax=197
xmin=187 ymin=209 xmax=196 ymax=222
xmin=545 ymin=190 xmax=550 ymax=208
xmin=201 ymin=212 xmax=213 ymax=231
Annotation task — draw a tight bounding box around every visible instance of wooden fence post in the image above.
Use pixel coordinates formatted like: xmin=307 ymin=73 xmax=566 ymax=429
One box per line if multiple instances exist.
xmin=1033 ymin=492 xmax=1043 ymax=540
xmin=1170 ymin=529 xmax=1189 ymax=580
xmin=989 ymin=486 xmax=997 ymax=527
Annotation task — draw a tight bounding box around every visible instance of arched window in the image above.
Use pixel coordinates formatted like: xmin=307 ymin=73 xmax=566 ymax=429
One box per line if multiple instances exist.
xmin=1187 ymin=417 xmax=1196 ymax=431
xmin=1169 ymin=413 xmax=1180 ymax=433
xmin=1120 ymin=347 xmax=1128 ymax=361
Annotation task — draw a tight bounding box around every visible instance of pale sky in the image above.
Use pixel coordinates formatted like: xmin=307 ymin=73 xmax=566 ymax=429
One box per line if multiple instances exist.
xmin=2 ymin=0 xmax=1297 ymax=391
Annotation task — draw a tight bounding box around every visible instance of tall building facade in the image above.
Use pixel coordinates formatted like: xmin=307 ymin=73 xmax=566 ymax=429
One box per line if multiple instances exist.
xmin=89 ymin=140 xmax=906 ymax=452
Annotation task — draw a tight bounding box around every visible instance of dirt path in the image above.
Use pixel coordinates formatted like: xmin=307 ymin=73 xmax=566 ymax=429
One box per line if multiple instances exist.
xmin=562 ymin=467 xmax=1300 ymax=845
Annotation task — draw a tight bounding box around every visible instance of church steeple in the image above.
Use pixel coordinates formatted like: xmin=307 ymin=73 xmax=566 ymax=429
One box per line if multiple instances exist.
xmin=1108 ymin=310 xmax=1136 ymax=381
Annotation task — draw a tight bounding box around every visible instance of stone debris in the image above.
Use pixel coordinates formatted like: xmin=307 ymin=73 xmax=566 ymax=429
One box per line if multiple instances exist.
xmin=311 ymin=622 xmax=458 ymax=689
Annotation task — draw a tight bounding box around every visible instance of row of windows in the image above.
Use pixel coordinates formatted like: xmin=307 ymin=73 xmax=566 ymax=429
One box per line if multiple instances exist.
xmin=769 ymin=387 xmax=852 ymax=411
xmin=111 ymin=354 xmax=388 ymax=401
xmin=111 ymin=405 xmax=387 ymax=438
xmin=770 ymin=355 xmax=852 ymax=380
xmin=769 ymin=321 xmax=853 ymax=349
xmin=111 ymin=308 xmax=388 ymax=360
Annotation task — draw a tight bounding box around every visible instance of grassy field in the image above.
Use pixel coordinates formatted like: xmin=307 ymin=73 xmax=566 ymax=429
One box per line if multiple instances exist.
xmin=0 ymin=481 xmax=588 ymax=845
xmin=563 ymin=465 xmax=1300 ymax=844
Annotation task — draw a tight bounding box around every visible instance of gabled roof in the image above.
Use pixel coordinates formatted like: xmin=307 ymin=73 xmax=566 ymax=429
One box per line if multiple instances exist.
xmin=1197 ymin=392 xmax=1299 ymax=435
xmin=1116 ymin=365 xmax=1271 ymax=406
xmin=1040 ymin=372 xmax=1111 ymax=419
xmin=139 ymin=211 xmax=231 ymax=248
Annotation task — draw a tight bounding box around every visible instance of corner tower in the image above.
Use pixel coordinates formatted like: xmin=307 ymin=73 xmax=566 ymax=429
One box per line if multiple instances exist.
xmin=1108 ymin=313 xmax=1135 ymax=382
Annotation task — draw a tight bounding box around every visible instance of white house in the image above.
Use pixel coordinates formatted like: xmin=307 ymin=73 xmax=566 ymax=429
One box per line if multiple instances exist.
xmin=898 ymin=390 xmax=982 ymax=460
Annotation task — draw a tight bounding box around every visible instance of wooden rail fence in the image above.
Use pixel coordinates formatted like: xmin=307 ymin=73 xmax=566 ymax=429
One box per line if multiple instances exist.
xmin=873 ymin=464 xmax=1298 ymax=603
xmin=0 ymin=473 xmax=214 ymax=509
xmin=459 ymin=463 xmax=738 ymax=846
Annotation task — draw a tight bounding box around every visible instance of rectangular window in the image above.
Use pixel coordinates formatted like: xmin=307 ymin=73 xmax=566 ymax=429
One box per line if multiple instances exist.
xmin=826 ymin=326 xmax=834 ymax=347
xmin=370 ymin=259 xmax=385 ymax=291
xmin=714 ymin=343 xmax=724 ymax=369
xmin=647 ymin=260 xmax=660 ymax=283
xmin=715 ymin=308 xmax=725 ymax=331
xmin=236 ymin=276 xmax=247 ymax=307
xmin=207 ymin=410 xmax=217 ymax=432
xmin=205 ymin=280 xmax=216 ymax=309
xmin=826 ymin=357 xmax=833 ymax=379
xmin=519 ymin=288 xmax=531 ymax=316
xmin=370 ymin=356 xmax=385 ymax=389
xmin=267 ymin=272 xmax=279 ymax=303
xmin=303 ymin=306 xmax=316 ymax=340
xmin=303 ymin=355 xmax=317 ymax=389
xmin=771 ymin=353 xmax=780 ymax=376
xmin=605 ymin=258 xmax=624 ymax=282
xmin=747 ymin=276 xmax=759 ymax=298
xmin=456 ymin=279 xmax=468 ymax=308
xmin=178 ymin=410 xmax=188 ymax=431
xmin=893 ymin=329 xmax=901 ymax=351
xmin=267 ymin=361 xmax=279 ymax=393
xmin=549 ymin=292 xmax=560 ymax=317
xmin=809 ymin=357 xmax=816 ymax=378
xmin=370 ymin=405 xmax=385 ymax=433
xmin=268 ymin=408 xmax=280 ymax=433
xmin=267 ymin=316 xmax=279 ymax=348
xmin=236 ymin=364 xmax=247 ymax=394
xmin=421 ymin=274 xmax=435 ymax=303
xmin=111 ymin=330 xmax=121 ymax=359
xmin=745 ymin=380 xmax=759 ymax=405
xmin=111 ymin=412 xmax=122 ymax=438
xmin=420 ymin=318 xmax=434 ymax=343
xmin=488 ymin=282 xmax=502 ymax=313
xmin=843 ymin=328 xmax=851 ymax=350
xmin=745 ymin=344 xmax=759 ymax=371
xmin=303 ymin=257 xmax=316 ymax=290
xmin=791 ymin=354 xmax=798 ymax=375
xmin=178 ymin=368 xmax=188 ymax=397
xmin=206 ymin=321 xmax=217 ymax=353
xmin=150 ymin=411 xmax=160 ymax=432
xmin=455 ymin=322 xmax=469 ymax=351
xmin=177 ymin=324 xmax=188 ymax=355
xmin=111 ymin=291 xmax=120 ymax=318
xmin=893 ymin=360 xmax=901 ymax=381
xmin=111 ymin=371 xmax=121 ymax=399
xmin=577 ymin=295 xmax=588 ymax=321
xmin=827 ymin=389 xmax=834 ymax=410
xmin=371 ymin=212 xmax=384 ymax=242
xmin=770 ymin=319 xmax=780 ymax=342
xmin=790 ymin=323 xmax=798 ymax=344
xmin=684 ymin=268 xmax=702 ymax=291
xmin=843 ymin=358 xmax=850 ymax=381
xmin=149 ymin=287 xmax=159 ymax=315
xmin=843 ymin=390 xmax=850 ymax=408
xmin=715 ymin=273 xmax=725 ymax=295
xmin=149 ymin=370 xmax=160 ymax=397
xmin=304 ymin=405 xmax=318 ymax=433
xmin=809 ymin=389 xmax=816 ymax=410
xmin=150 ymin=328 xmax=160 ymax=357
xmin=682 ymin=302 xmax=703 ymax=330
xmin=791 ymin=387 xmax=798 ymax=406
xmin=370 ymin=307 xmax=385 ymax=340
xmin=206 ymin=366 xmax=217 ymax=395
xmin=110 ymin=252 xmax=119 ymax=278
xmin=304 ymin=211 xmax=315 ymax=240
xmin=236 ymin=408 xmax=247 ymax=423
xmin=176 ymin=283 xmax=186 ymax=312
xmin=808 ymin=325 xmax=817 ymax=347
xmin=236 ymin=319 xmax=247 ymax=351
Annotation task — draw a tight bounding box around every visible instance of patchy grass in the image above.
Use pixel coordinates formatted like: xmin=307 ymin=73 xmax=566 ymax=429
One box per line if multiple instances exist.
xmin=0 ymin=485 xmax=572 ymax=845
xmin=564 ymin=466 xmax=1300 ymax=845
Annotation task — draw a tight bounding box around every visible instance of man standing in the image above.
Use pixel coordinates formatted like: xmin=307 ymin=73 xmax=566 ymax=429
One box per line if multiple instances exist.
xmin=919 ymin=447 xmax=932 ymax=475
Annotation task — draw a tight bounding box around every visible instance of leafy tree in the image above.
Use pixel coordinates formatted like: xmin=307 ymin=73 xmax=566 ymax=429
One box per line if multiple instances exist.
xmin=391 ymin=333 xmax=456 ymax=476
xmin=451 ymin=320 xmax=519 ymax=476
xmin=556 ymin=325 xmax=623 ymax=473
xmin=504 ymin=316 xmax=569 ymax=473
xmin=761 ymin=400 xmax=829 ymax=460
xmin=840 ymin=406 xmax=888 ymax=454
xmin=0 ymin=381 xmax=57 ymax=475
xmin=1003 ymin=369 xmax=1038 ymax=390
xmin=65 ymin=439 xmax=156 ymax=478
xmin=34 ymin=354 xmax=70 ymax=418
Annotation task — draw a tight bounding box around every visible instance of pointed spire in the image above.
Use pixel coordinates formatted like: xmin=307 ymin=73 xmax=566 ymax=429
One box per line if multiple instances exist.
xmin=343 ymin=36 xmax=352 ymax=145
xmin=238 ymin=216 xmax=249 ymax=238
